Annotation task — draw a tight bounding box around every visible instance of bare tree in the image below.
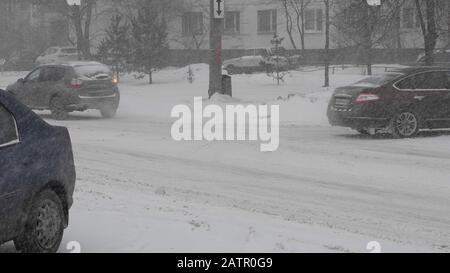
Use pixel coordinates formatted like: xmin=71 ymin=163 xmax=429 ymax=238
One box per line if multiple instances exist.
xmin=415 ymin=0 xmax=439 ymax=65
xmin=280 ymin=0 xmax=297 ymax=50
xmin=279 ymin=0 xmax=311 ymax=51
xmin=171 ymin=0 xmax=210 ymax=63
xmin=334 ymin=0 xmax=401 ymax=75
xmin=32 ymin=0 xmax=97 ymax=59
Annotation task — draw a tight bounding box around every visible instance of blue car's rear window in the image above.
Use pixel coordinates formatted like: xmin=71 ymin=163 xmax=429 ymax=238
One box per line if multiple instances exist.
xmin=0 ymin=105 xmax=18 ymax=146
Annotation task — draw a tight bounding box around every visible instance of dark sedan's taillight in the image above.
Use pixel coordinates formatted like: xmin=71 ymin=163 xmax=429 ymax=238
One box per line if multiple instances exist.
xmin=355 ymin=93 xmax=380 ymax=103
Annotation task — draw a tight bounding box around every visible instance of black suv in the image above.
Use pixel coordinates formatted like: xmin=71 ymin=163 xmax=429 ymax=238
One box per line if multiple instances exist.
xmin=328 ymin=67 xmax=450 ymax=138
xmin=0 ymin=90 xmax=76 ymax=253
xmin=6 ymin=61 xmax=120 ymax=120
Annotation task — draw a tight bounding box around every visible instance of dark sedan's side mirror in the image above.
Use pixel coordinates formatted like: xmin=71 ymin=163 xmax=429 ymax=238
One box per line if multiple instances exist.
xmin=17 ymin=78 xmax=25 ymax=84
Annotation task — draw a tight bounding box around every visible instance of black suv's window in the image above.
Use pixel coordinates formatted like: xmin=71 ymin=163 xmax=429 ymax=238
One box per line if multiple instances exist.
xmin=396 ymin=71 xmax=450 ymax=90
xmin=26 ymin=68 xmax=41 ymax=82
xmin=0 ymin=104 xmax=19 ymax=147
xmin=41 ymin=67 xmax=66 ymax=82
xmin=74 ymin=64 xmax=112 ymax=80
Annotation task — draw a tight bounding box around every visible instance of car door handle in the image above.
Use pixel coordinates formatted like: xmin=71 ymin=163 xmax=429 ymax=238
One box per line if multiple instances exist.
xmin=414 ymin=96 xmax=426 ymax=101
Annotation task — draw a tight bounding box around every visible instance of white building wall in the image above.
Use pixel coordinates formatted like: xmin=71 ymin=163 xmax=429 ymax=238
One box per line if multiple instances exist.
xmin=168 ymin=0 xmax=330 ymax=51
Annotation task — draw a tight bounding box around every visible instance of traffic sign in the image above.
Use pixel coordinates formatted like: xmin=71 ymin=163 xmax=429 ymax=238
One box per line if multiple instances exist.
xmin=214 ymin=0 xmax=225 ymax=19
xmin=66 ymin=0 xmax=81 ymax=6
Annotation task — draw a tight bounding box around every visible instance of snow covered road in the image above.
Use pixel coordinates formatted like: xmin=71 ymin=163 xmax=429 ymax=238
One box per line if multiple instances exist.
xmin=1 ymin=66 xmax=449 ymax=252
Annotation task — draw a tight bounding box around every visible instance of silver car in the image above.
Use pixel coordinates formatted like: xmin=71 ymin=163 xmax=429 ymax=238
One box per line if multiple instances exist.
xmin=36 ymin=47 xmax=79 ymax=65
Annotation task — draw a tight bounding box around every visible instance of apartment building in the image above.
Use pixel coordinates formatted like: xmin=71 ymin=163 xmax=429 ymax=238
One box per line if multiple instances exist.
xmin=168 ymin=0 xmax=328 ymax=50
xmin=169 ymin=0 xmax=449 ymax=51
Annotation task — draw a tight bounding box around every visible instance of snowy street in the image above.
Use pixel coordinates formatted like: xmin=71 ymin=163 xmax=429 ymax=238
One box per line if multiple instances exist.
xmin=0 ymin=66 xmax=449 ymax=252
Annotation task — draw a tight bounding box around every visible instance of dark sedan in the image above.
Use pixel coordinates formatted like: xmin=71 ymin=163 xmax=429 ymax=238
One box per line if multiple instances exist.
xmin=0 ymin=90 xmax=76 ymax=253
xmin=6 ymin=61 xmax=120 ymax=120
xmin=328 ymin=67 xmax=450 ymax=138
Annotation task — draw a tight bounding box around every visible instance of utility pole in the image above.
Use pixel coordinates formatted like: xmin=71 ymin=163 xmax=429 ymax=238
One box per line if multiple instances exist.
xmin=324 ymin=0 xmax=330 ymax=87
xmin=208 ymin=0 xmax=224 ymax=98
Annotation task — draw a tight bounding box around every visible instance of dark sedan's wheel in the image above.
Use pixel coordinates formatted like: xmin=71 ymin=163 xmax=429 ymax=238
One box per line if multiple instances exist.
xmin=14 ymin=190 xmax=65 ymax=253
xmin=50 ymin=96 xmax=68 ymax=120
xmin=392 ymin=111 xmax=420 ymax=138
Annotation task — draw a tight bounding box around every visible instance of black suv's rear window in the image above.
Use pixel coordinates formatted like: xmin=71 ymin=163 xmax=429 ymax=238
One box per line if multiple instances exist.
xmin=74 ymin=64 xmax=112 ymax=80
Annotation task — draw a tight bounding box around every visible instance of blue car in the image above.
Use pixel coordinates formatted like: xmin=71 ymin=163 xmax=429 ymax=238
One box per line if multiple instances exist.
xmin=0 ymin=90 xmax=76 ymax=253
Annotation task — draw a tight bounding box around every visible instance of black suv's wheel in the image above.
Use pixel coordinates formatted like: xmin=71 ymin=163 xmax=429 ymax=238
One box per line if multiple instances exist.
xmin=14 ymin=190 xmax=65 ymax=253
xmin=100 ymin=104 xmax=118 ymax=118
xmin=392 ymin=111 xmax=420 ymax=138
xmin=100 ymin=92 xmax=120 ymax=119
xmin=50 ymin=96 xmax=68 ymax=120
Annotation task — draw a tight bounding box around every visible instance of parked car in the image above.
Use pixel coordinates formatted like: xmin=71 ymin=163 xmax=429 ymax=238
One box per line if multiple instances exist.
xmin=223 ymin=55 xmax=266 ymax=74
xmin=0 ymin=90 xmax=76 ymax=253
xmin=223 ymin=55 xmax=290 ymax=75
xmin=6 ymin=61 xmax=120 ymax=119
xmin=327 ymin=67 xmax=450 ymax=138
xmin=36 ymin=47 xmax=79 ymax=65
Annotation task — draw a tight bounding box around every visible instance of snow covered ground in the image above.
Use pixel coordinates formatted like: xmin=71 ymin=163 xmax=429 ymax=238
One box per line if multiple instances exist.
xmin=0 ymin=65 xmax=449 ymax=253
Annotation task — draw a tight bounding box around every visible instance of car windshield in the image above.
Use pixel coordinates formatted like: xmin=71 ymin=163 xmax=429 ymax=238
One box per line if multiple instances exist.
xmin=74 ymin=64 xmax=112 ymax=80
xmin=61 ymin=48 xmax=77 ymax=54
xmin=352 ymin=73 xmax=402 ymax=87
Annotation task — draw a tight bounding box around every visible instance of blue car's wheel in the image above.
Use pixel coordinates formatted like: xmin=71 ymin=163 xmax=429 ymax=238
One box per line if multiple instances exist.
xmin=14 ymin=190 xmax=65 ymax=253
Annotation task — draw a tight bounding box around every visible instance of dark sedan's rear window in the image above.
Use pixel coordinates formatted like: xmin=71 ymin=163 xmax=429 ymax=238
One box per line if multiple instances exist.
xmin=353 ymin=73 xmax=402 ymax=87
xmin=0 ymin=104 xmax=18 ymax=146
xmin=74 ymin=64 xmax=112 ymax=80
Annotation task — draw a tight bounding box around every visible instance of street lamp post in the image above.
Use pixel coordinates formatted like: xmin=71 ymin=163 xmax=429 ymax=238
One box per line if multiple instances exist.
xmin=66 ymin=0 xmax=82 ymax=60
xmin=364 ymin=0 xmax=382 ymax=75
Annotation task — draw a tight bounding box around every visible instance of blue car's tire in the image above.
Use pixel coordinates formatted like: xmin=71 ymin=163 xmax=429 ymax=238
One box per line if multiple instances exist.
xmin=14 ymin=190 xmax=65 ymax=253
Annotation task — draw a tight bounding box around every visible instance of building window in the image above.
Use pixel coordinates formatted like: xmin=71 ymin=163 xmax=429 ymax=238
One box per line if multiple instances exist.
xmin=402 ymin=8 xmax=415 ymax=29
xmin=182 ymin=12 xmax=203 ymax=36
xmin=258 ymin=9 xmax=277 ymax=34
xmin=305 ymin=9 xmax=323 ymax=32
xmin=316 ymin=9 xmax=323 ymax=31
xmin=224 ymin=11 xmax=240 ymax=34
